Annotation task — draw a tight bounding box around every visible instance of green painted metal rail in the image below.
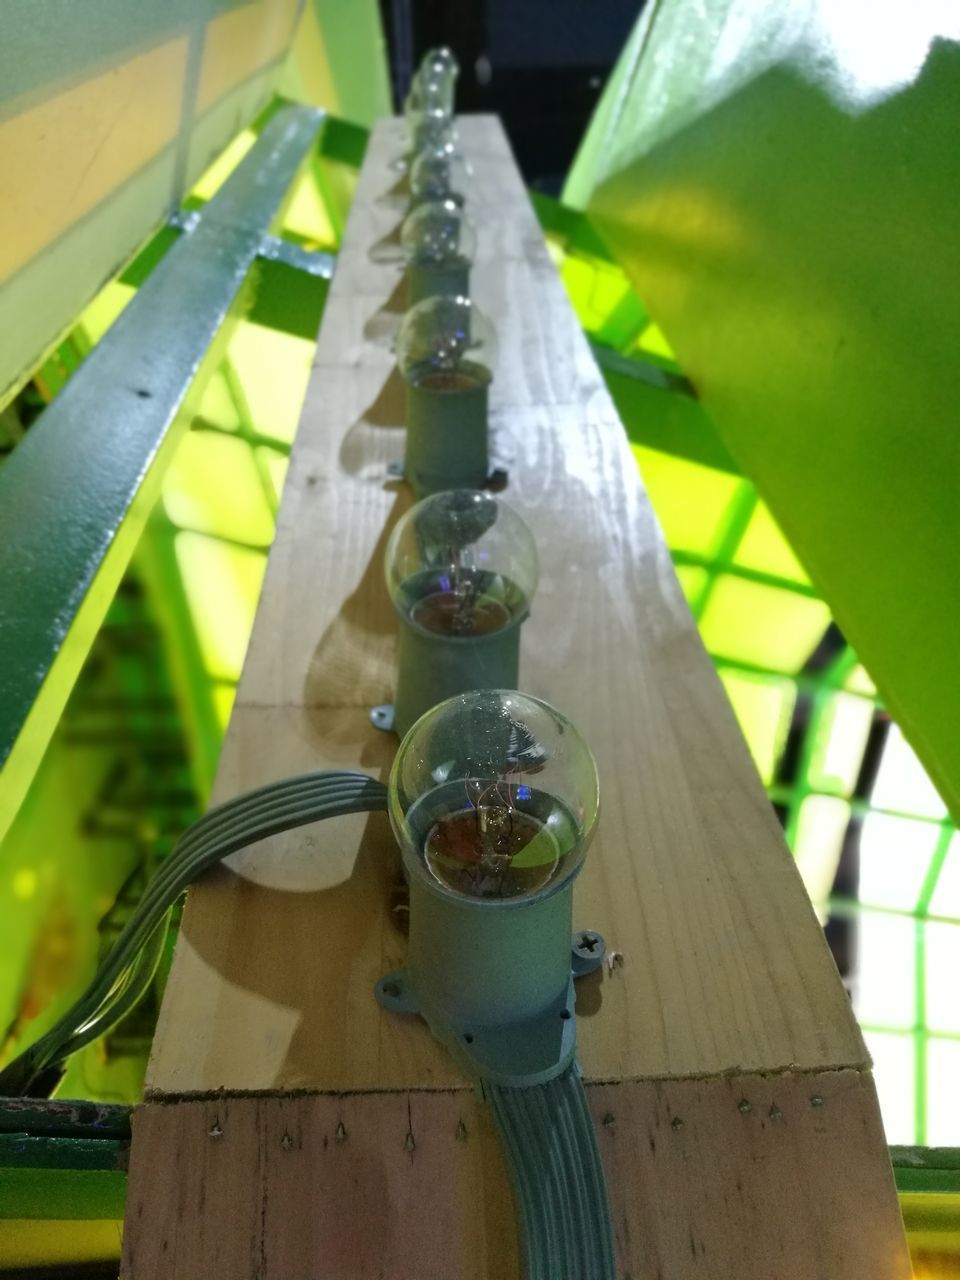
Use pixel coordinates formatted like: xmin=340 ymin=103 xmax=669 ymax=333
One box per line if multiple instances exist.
xmin=0 ymin=104 xmax=331 ymax=848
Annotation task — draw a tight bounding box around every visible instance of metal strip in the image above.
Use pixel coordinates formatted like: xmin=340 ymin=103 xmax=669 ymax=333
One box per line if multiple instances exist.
xmin=0 ymin=104 xmax=325 ymax=846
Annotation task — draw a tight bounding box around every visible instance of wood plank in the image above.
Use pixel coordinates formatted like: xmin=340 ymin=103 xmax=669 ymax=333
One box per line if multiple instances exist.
xmin=148 ymin=116 xmax=864 ymax=1091
xmin=123 ymin=115 xmax=907 ymax=1277
xmin=123 ymin=1069 xmax=910 ymax=1278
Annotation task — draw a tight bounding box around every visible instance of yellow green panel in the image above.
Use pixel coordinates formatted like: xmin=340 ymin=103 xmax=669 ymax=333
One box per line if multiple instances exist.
xmin=191 ymin=129 xmax=258 ymax=202
xmin=0 ymin=1219 xmax=122 ymax=1269
xmin=162 ymin=431 xmax=276 ymax=546
xmin=279 ymin=0 xmax=392 ymax=126
xmin=632 ymin=321 xmax=676 ymax=363
xmin=77 ymin=282 xmax=137 ymax=347
xmin=719 ymin=670 xmax=795 ymax=785
xmin=195 ymin=368 xmax=245 ymax=434
xmin=213 ymin=684 xmax=238 ymax=733
xmin=902 ymin=1190 xmax=960 ymax=1260
xmin=734 ymin=500 xmax=810 ymax=585
xmin=569 ymin=0 xmax=960 ymax=822
xmin=845 ymin=663 xmax=878 ymax=697
xmin=174 ymin=533 xmax=266 ymax=683
xmin=227 ymin=323 xmax=317 ymax=444
xmin=282 ymin=166 xmax=340 ymax=248
xmin=559 ymin=256 xmax=642 ymax=346
xmin=633 ymin=445 xmax=743 ymax=556
xmin=257 ymin=447 xmax=291 ymax=511
xmin=698 ymin=575 xmax=832 ymax=671
xmin=673 ymin=565 xmax=709 ymax=608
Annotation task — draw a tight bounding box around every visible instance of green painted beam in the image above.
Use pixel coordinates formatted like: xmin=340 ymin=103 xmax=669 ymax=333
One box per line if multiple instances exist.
xmin=893 ymin=1147 xmax=960 ymax=1196
xmin=0 ymin=1099 xmax=130 ymax=1220
xmin=0 ymin=105 xmax=325 ymax=847
xmin=0 ymin=1168 xmax=127 ymax=1221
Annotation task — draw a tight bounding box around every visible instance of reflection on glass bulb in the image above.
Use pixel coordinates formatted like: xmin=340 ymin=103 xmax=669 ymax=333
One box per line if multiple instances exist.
xmin=390 ymin=690 xmax=599 ymax=901
xmin=407 ymin=47 xmax=459 ymax=122
xmin=395 ymin=295 xmax=494 ymax=390
xmin=423 ymin=46 xmax=459 ymax=78
xmin=406 ymin=100 xmax=456 ymax=153
xmin=401 ymin=199 xmax=476 ymax=269
xmin=386 ymin=490 xmax=537 ymax=638
xmin=410 ymin=142 xmax=470 ymax=207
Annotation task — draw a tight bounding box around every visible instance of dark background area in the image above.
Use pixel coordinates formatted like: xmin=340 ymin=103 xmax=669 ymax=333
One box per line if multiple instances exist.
xmin=379 ymin=0 xmax=643 ymax=194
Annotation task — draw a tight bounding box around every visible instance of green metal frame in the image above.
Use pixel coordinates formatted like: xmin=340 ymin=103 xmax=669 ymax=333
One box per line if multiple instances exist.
xmin=0 ymin=104 xmax=329 ymax=849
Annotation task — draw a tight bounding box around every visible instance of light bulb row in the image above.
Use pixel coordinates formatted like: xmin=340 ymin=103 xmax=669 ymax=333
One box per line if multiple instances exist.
xmin=376 ymin=53 xmax=599 ymax=911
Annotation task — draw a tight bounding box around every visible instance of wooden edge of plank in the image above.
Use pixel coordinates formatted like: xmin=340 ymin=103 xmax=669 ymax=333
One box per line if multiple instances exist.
xmin=122 ymin=1065 xmax=910 ymax=1279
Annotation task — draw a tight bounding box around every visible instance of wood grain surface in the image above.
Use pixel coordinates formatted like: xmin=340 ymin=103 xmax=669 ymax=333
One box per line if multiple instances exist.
xmin=122 ymin=116 xmax=909 ymax=1278
xmin=123 ymin=1070 xmax=910 ymax=1278
xmin=147 ymin=116 xmax=865 ymax=1092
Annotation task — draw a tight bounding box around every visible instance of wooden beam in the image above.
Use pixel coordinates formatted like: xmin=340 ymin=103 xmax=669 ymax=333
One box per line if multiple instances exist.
xmin=121 ymin=117 xmax=910 ymax=1277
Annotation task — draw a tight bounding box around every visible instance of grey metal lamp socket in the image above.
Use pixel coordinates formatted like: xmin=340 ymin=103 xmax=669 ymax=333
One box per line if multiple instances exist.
xmin=392 ymin=607 xmax=522 ymax=740
xmin=407 ymin=259 xmax=470 ymax=307
xmin=402 ymin=377 xmax=489 ymax=498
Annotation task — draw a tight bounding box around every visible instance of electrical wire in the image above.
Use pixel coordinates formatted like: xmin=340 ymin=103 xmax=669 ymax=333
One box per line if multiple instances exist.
xmin=0 ymin=770 xmax=388 ymax=1097
xmin=488 ymin=1065 xmax=617 ymax=1280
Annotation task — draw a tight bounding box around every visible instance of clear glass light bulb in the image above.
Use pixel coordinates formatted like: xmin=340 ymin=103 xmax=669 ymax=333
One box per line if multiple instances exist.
xmin=390 ymin=690 xmax=599 ymax=901
xmin=386 ymin=489 xmax=538 ymax=638
xmin=401 ymin=199 xmax=475 ymax=270
xmin=410 ymin=142 xmax=470 ymax=207
xmin=406 ymin=97 xmax=456 ymax=152
xmin=395 ymin=295 xmax=495 ymax=390
xmin=407 ymin=47 xmax=459 ymax=120
xmin=422 ymin=46 xmax=459 ymax=79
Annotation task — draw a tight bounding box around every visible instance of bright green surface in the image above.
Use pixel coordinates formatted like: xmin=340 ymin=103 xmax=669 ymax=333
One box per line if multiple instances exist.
xmin=543 ymin=192 xmax=960 ymax=1148
xmin=0 ymin=1168 xmax=126 ymax=1221
xmin=0 ymin=106 xmax=325 ymax=853
xmin=280 ymin=0 xmax=392 ymax=126
xmin=567 ymin=0 xmax=960 ymax=831
xmin=0 ymin=106 xmax=357 ymax=1105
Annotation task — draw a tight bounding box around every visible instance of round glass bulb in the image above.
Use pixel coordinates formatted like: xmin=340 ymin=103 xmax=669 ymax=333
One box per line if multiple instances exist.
xmin=401 ymin=199 xmax=475 ymax=269
xmin=422 ymin=46 xmax=459 ymax=78
xmin=406 ymin=99 xmax=455 ymax=151
xmin=406 ymin=48 xmax=459 ymax=118
xmin=386 ymin=489 xmax=538 ymax=638
xmin=390 ymin=690 xmax=599 ymax=902
xmin=410 ymin=142 xmax=470 ymax=207
xmin=395 ymin=295 xmax=495 ymax=388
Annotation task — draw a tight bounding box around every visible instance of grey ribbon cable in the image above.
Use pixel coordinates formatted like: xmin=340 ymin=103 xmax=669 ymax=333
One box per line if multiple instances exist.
xmin=0 ymin=771 xmax=389 ymax=1097
xmin=488 ymin=1064 xmax=616 ymax=1280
